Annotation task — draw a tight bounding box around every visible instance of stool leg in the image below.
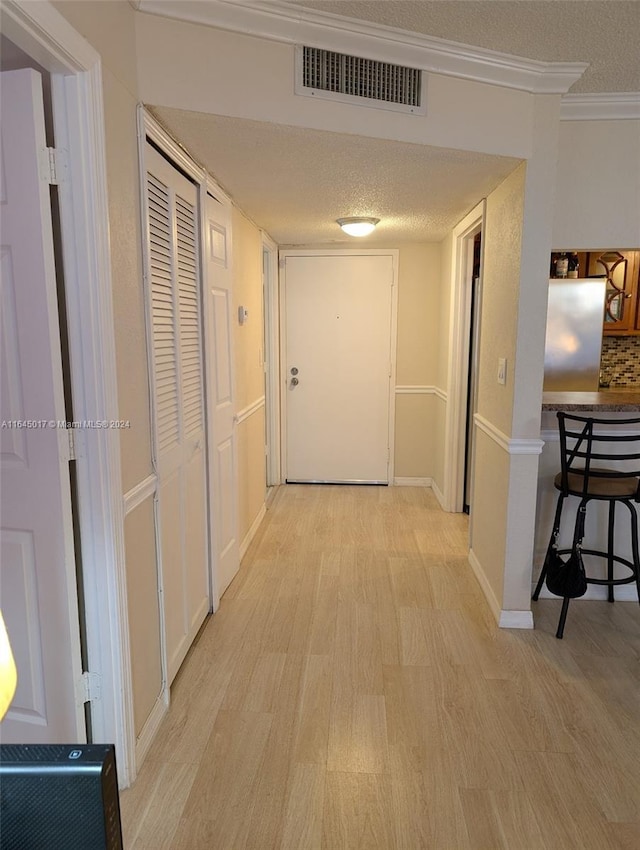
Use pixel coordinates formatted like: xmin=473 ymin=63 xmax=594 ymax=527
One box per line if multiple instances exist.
xmin=628 ymin=500 xmax=640 ymax=608
xmin=532 ymin=559 xmax=547 ymax=601
xmin=556 ymin=597 xmax=570 ymax=639
xmin=607 ymin=501 xmax=616 ymax=603
xmin=533 ymin=493 xmax=565 ymax=601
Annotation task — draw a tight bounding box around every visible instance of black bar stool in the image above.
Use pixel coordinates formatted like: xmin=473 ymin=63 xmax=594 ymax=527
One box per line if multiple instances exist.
xmin=533 ymin=412 xmax=640 ymax=638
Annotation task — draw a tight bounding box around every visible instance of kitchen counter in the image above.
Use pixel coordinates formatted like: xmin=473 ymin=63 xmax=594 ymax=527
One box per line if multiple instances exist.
xmin=542 ymin=390 xmax=640 ymax=411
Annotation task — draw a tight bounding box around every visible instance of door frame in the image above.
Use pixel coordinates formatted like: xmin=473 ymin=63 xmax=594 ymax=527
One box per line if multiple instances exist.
xmin=262 ymin=234 xmax=280 ymax=486
xmin=1 ymin=2 xmax=133 ymax=784
xmin=443 ymin=201 xmax=486 ymax=512
xmin=279 ymin=248 xmax=399 ymax=484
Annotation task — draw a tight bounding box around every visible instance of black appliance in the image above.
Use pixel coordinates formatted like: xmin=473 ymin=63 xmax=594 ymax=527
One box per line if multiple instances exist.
xmin=0 ymin=743 xmax=123 ymax=849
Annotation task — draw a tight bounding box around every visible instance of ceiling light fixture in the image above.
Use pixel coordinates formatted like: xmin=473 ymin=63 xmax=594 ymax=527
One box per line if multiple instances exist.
xmin=336 ymin=217 xmax=380 ymax=237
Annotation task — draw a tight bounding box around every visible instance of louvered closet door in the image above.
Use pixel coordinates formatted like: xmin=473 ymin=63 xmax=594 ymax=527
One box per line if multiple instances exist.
xmin=146 ymin=144 xmax=209 ymax=684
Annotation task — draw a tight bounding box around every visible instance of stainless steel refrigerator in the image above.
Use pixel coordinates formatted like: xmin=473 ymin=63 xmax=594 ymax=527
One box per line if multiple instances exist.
xmin=543 ymin=277 xmax=607 ymax=391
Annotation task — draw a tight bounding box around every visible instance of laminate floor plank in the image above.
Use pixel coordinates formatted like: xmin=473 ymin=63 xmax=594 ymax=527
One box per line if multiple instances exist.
xmin=321 ymin=771 xmax=395 ymax=850
xmin=120 ymin=485 xmax=640 ymax=850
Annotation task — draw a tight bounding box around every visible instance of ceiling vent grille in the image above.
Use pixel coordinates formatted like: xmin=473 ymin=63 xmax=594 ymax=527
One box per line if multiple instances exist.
xmin=295 ymin=46 xmax=425 ymax=115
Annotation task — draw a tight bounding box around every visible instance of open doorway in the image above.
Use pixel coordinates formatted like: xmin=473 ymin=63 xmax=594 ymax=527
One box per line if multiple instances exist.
xmin=262 ymin=235 xmax=280 ymax=489
xmin=463 ymin=231 xmax=483 ymax=513
xmin=443 ymin=200 xmax=485 ymax=514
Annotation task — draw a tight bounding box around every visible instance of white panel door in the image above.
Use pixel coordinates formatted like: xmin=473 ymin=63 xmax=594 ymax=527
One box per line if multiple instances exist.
xmin=145 ymin=144 xmax=209 ymax=685
xmin=204 ymin=192 xmax=239 ymax=602
xmin=0 ymin=69 xmax=84 ymax=741
xmin=284 ymin=254 xmax=395 ymax=483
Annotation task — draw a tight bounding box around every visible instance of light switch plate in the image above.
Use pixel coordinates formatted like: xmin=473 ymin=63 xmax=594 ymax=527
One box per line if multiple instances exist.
xmin=497 ymin=358 xmax=507 ymax=385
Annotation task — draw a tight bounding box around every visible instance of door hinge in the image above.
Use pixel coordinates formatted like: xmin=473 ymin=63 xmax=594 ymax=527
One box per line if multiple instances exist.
xmin=67 ymin=427 xmax=76 ymax=461
xmin=39 ymin=147 xmax=66 ymax=185
xmin=77 ymin=671 xmax=102 ymax=705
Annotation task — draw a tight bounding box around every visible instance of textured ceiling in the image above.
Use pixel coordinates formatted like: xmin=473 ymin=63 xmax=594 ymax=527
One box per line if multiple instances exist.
xmin=150 ymin=107 xmax=521 ymax=244
xmin=283 ymin=0 xmax=640 ymax=93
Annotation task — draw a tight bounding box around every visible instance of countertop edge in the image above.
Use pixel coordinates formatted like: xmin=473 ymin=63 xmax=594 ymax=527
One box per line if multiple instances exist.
xmin=542 ymin=391 xmax=640 ymax=412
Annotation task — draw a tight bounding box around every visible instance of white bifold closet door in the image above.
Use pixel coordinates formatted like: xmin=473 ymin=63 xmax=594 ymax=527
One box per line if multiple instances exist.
xmin=145 ymin=143 xmax=209 ymax=684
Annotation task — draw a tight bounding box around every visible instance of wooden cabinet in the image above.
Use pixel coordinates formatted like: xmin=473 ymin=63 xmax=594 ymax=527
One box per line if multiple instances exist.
xmin=586 ymin=250 xmax=640 ymax=335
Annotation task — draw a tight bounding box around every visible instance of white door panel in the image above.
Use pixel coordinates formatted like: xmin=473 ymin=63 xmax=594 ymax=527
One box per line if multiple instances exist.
xmin=145 ymin=144 xmax=208 ymax=685
xmin=284 ymin=254 xmax=394 ymax=483
xmin=205 ymin=197 xmax=239 ymax=602
xmin=0 ymin=69 xmax=84 ymax=741
xmin=158 ymin=472 xmax=184 ymax=682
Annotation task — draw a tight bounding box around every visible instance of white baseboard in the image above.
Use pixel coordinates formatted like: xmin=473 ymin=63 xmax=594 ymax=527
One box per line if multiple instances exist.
xmin=240 ymin=503 xmax=267 ymax=560
xmin=499 ymin=609 xmax=535 ymax=629
xmin=468 ymin=549 xmax=534 ymax=629
xmin=534 ymin=584 xmax=639 ymax=602
xmin=431 ymin=479 xmax=446 ymax=510
xmin=391 ymin=477 xmax=448 ymax=511
xmin=135 ymin=688 xmax=169 ymax=769
xmin=393 ymin=477 xmax=432 ymax=487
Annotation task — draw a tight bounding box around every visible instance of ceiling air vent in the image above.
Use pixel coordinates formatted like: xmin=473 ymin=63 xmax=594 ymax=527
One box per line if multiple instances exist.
xmin=295 ymin=46 xmax=426 ymax=115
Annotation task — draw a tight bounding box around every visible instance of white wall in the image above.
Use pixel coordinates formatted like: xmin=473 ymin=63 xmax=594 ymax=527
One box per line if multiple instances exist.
xmin=553 ymin=119 xmax=640 ymax=248
xmin=134 ymin=13 xmax=534 ymax=159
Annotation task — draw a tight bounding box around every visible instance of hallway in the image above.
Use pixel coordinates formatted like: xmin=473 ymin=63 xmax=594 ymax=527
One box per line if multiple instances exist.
xmin=120 ymin=486 xmax=640 ymax=849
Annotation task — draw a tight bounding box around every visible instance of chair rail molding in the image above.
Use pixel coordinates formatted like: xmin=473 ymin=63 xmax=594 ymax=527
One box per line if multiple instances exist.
xmin=395 ymin=385 xmax=447 ymax=402
xmin=123 ymin=474 xmax=158 ymax=516
xmin=236 ymin=395 xmax=266 ymax=425
xmin=475 ymin=414 xmax=544 ymax=455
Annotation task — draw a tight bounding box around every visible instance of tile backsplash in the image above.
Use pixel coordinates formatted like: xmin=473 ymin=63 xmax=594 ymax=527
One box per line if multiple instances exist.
xmin=600 ymin=336 xmax=640 ymax=386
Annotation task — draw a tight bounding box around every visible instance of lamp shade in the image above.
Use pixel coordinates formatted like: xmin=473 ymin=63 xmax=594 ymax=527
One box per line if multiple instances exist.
xmin=0 ymin=610 xmax=17 ymax=720
xmin=336 ymin=217 xmax=379 ymax=237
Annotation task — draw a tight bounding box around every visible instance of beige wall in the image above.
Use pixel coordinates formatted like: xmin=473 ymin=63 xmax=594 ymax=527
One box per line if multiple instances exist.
xmin=53 ymin=0 xmax=161 ymax=740
xmin=431 ymin=232 xmax=454 ymax=495
xmin=238 ymin=407 xmax=267 ymax=544
xmin=469 ymin=165 xmax=526 ymax=610
xmin=476 ymin=163 xmax=526 ymax=436
xmin=392 ymin=243 xmax=441 ymax=480
xmin=469 ymin=97 xmax=560 ymax=616
xmin=124 ymin=499 xmax=162 ymax=736
xmin=232 ymin=209 xmax=265 ymax=411
xmin=394 ymin=395 xmax=435 ymax=479
xmin=231 ymin=208 xmax=267 ymax=542
xmin=395 ymin=244 xmax=441 ymax=386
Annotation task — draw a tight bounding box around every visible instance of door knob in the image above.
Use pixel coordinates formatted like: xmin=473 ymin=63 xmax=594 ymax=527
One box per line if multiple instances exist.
xmin=291 ymin=377 xmax=299 ymax=386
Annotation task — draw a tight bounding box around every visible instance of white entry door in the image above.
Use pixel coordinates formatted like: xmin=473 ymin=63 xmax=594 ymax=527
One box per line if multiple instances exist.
xmin=284 ymin=253 xmax=396 ymax=483
xmin=145 ymin=144 xmax=209 ymax=684
xmin=204 ymin=192 xmax=239 ymax=603
xmin=0 ymin=69 xmax=84 ymax=741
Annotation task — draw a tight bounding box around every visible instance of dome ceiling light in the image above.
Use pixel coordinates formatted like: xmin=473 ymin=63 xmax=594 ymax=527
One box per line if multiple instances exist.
xmin=336 ymin=217 xmax=380 ymax=237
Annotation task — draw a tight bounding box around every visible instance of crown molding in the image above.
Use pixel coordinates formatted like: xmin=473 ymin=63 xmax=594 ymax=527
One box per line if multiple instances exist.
xmin=560 ymin=92 xmax=640 ymax=121
xmin=135 ymin=0 xmax=587 ymax=95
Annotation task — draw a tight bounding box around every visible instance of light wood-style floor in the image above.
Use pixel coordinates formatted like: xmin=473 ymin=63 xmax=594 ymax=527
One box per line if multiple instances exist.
xmin=120 ymin=485 xmax=640 ymax=849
